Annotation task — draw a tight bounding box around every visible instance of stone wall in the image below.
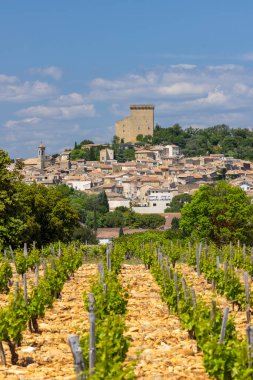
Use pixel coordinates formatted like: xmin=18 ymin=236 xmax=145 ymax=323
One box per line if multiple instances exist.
xmin=115 ymin=105 xmax=154 ymax=143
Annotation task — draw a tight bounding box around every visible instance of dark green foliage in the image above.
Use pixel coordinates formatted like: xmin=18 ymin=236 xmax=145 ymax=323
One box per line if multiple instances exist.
xmin=19 ymin=183 xmax=79 ymax=246
xmin=72 ymin=225 xmax=98 ymax=244
xmin=70 ymin=140 xmax=105 ymax=161
xmin=124 ymin=212 xmax=165 ymax=229
xmin=69 ymin=148 xmax=87 ymax=160
xmin=0 ymin=152 xmax=79 ymax=248
xmin=136 ymin=134 xmax=153 ymax=144
xmin=103 ymin=209 xmax=165 ymax=229
xmin=180 ymin=181 xmax=253 ymax=245
xmin=165 ymin=193 xmax=192 ymax=212
xmin=0 ymin=261 xmax=12 ymax=293
xmin=171 ymin=217 xmax=180 ymax=230
xmin=112 ymin=135 xmax=135 ymax=162
xmin=97 ymin=191 xmax=109 ymax=213
xmin=153 ymin=124 xmax=253 ymax=160
xmin=0 ymin=150 xmax=27 ymax=250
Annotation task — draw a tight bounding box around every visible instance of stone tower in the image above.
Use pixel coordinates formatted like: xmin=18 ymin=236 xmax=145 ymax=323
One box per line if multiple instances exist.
xmin=37 ymin=143 xmax=46 ymax=172
xmin=115 ymin=104 xmax=154 ymax=143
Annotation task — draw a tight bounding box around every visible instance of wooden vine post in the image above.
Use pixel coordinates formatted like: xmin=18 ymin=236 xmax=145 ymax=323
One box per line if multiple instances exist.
xmin=210 ymin=300 xmax=216 ymax=322
xmin=68 ymin=335 xmax=86 ymax=379
xmin=106 ymin=245 xmax=111 ymax=272
xmin=23 ymin=243 xmax=28 ymax=305
xmin=244 ymin=272 xmax=251 ymax=324
xmin=88 ymin=293 xmax=96 ymax=375
xmin=0 ymin=341 xmax=6 ymax=366
xmin=219 ymin=307 xmax=229 ymax=344
xmin=246 ymin=326 xmax=253 ymax=368
xmin=181 ymin=277 xmax=189 ymax=303
xmin=190 ymin=287 xmax=197 ymax=309
xmin=35 ymin=263 xmax=39 ymax=287
xmin=174 ymin=272 xmax=179 ymax=311
xmin=9 ymin=246 xmax=17 ymax=272
xmin=196 ymin=244 xmax=200 ymax=276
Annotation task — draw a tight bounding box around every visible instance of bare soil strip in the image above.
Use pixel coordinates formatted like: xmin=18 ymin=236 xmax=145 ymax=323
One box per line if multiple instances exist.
xmin=176 ymin=262 xmax=248 ymax=337
xmin=0 ymin=263 xmax=97 ymax=380
xmin=120 ymin=264 xmax=209 ymax=380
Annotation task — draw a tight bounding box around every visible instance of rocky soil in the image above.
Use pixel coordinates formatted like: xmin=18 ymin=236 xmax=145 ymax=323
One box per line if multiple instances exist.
xmin=120 ymin=264 xmax=210 ymax=380
xmin=0 ymin=263 xmax=97 ymax=380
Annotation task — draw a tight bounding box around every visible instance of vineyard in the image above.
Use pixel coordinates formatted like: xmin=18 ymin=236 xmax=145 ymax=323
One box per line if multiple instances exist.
xmin=0 ymin=234 xmax=253 ymax=379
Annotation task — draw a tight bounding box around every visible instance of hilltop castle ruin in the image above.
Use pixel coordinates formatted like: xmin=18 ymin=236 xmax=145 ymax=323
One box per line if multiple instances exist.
xmin=115 ymin=104 xmax=154 ymax=143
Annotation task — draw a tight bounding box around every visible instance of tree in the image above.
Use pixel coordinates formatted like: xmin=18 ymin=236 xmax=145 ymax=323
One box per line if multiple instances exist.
xmin=165 ymin=193 xmax=192 ymax=212
xmin=119 ymin=226 xmax=124 ymax=237
xmin=72 ymin=225 xmax=98 ymax=244
xmin=104 ymin=211 xmax=124 ymax=227
xmin=19 ymin=183 xmax=79 ymax=245
xmin=0 ymin=150 xmax=27 ymax=250
xmin=180 ymin=182 xmax=253 ymax=245
xmin=123 ymin=148 xmax=135 ymax=161
xmin=97 ymin=191 xmax=109 ymax=213
xmin=171 ymin=217 xmax=180 ymax=230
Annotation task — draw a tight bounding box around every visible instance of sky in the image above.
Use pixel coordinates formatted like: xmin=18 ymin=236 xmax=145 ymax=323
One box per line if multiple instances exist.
xmin=2 ymin=0 xmax=253 ymax=158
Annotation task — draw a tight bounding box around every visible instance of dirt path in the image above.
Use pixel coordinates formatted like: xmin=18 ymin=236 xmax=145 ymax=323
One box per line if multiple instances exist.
xmin=176 ymin=262 xmax=248 ymax=337
xmin=120 ymin=264 xmax=209 ymax=380
xmin=0 ymin=263 xmax=97 ymax=380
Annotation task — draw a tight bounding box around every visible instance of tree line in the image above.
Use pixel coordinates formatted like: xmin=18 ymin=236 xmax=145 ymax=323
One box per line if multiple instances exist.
xmin=70 ymin=124 xmax=253 ymax=162
xmin=153 ymin=123 xmax=253 ymax=160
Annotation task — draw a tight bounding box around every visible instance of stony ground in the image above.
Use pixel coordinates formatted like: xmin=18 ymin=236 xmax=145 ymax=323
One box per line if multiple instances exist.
xmin=120 ymin=264 xmax=210 ymax=380
xmin=2 ymin=261 xmax=247 ymax=379
xmin=0 ymin=264 xmax=97 ymax=380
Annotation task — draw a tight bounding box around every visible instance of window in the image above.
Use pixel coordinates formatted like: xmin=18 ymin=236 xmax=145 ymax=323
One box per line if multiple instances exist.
xmin=166 ymin=203 xmax=169 ymax=206
xmin=153 ymin=203 xmax=156 ymax=206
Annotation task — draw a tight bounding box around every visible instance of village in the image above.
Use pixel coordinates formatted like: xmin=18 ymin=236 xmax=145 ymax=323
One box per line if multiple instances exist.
xmin=12 ymin=104 xmax=253 ymax=219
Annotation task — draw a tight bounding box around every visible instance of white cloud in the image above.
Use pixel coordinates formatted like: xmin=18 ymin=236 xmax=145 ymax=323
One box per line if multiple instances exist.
xmin=110 ymin=103 xmax=126 ymax=116
xmin=242 ymin=52 xmax=253 ymax=61
xmin=0 ymin=74 xmax=18 ymax=83
xmin=29 ymin=66 xmax=63 ymax=80
xmin=17 ymin=103 xmax=96 ymax=119
xmin=54 ymin=92 xmax=85 ymax=106
xmin=157 ymin=82 xmax=209 ymax=96
xmin=170 ymin=64 xmax=197 ymax=70
xmin=4 ymin=117 xmax=41 ymax=128
xmin=5 ymin=62 xmax=253 ymax=158
xmin=0 ymin=79 xmax=56 ymax=102
xmin=207 ymin=64 xmax=243 ymax=72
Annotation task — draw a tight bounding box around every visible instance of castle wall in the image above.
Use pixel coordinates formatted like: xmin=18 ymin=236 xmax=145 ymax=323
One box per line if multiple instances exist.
xmin=115 ymin=105 xmax=154 ymax=143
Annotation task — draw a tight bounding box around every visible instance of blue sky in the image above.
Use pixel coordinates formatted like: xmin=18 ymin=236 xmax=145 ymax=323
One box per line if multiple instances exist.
xmin=1 ymin=0 xmax=253 ymax=157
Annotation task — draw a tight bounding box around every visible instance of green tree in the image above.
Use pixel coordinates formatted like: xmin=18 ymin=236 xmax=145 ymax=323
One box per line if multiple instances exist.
xmin=69 ymin=149 xmax=87 ymax=160
xmin=19 ymin=183 xmax=79 ymax=245
xmin=165 ymin=193 xmax=192 ymax=212
xmin=180 ymin=182 xmax=253 ymax=245
xmin=104 ymin=211 xmax=124 ymax=227
xmin=0 ymin=150 xmax=27 ymax=250
xmin=97 ymin=191 xmax=109 ymax=213
xmin=171 ymin=217 xmax=180 ymax=230
xmin=72 ymin=225 xmax=98 ymax=244
xmin=119 ymin=226 xmax=124 ymax=237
